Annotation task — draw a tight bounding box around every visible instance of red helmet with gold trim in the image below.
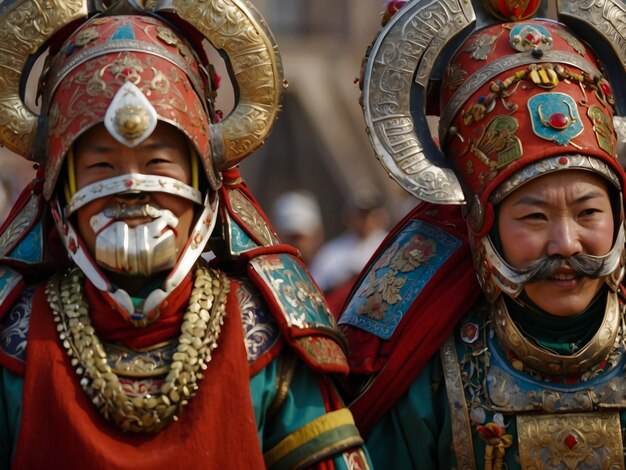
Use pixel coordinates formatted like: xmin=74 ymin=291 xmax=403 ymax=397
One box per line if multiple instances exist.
xmin=440 ymin=19 xmax=625 ymax=235
xmin=42 ymin=14 xmax=215 ymax=199
xmin=440 ymin=17 xmax=626 ymax=301
xmin=0 ymin=0 xmax=285 ymax=321
xmin=0 ymin=0 xmax=284 ymax=199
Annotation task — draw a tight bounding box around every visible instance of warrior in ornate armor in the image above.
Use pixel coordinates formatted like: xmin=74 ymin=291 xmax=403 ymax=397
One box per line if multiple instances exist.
xmin=339 ymin=0 xmax=626 ymax=468
xmin=0 ymin=1 xmax=371 ymax=467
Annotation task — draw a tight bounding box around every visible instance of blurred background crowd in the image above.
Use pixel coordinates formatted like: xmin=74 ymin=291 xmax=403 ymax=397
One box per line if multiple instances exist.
xmin=0 ymin=0 xmax=417 ymax=309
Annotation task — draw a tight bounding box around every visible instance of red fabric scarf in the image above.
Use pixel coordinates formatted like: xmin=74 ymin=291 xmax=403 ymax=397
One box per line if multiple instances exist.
xmin=13 ymin=278 xmax=264 ymax=469
xmin=86 ymin=274 xmax=193 ymax=349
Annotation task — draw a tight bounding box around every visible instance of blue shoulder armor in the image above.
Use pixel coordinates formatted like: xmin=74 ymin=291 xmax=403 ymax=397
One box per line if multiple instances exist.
xmin=339 ymin=219 xmax=462 ymax=340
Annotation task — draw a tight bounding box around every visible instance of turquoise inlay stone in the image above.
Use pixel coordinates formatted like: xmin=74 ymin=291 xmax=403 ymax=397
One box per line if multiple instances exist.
xmin=111 ymin=24 xmax=135 ymax=41
xmin=229 ymin=218 xmax=259 ymax=253
xmin=528 ymin=92 xmax=583 ymax=146
xmin=339 ymin=220 xmax=461 ymax=339
xmin=8 ymin=221 xmax=43 ymax=263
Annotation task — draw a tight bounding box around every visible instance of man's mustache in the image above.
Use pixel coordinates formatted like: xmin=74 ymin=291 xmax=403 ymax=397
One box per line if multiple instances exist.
xmin=520 ymin=254 xmax=607 ymax=282
xmin=103 ymin=203 xmax=163 ymax=220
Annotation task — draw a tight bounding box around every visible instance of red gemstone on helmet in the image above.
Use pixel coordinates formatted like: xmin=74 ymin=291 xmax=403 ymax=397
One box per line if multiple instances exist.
xmin=600 ymin=81 xmax=612 ymax=98
xmin=564 ymin=434 xmax=578 ymax=450
xmin=125 ymin=179 xmax=134 ymax=187
xmin=558 ymin=157 xmax=569 ymax=165
xmin=548 ymin=112 xmax=569 ymax=130
xmin=525 ymin=32 xmax=540 ymax=44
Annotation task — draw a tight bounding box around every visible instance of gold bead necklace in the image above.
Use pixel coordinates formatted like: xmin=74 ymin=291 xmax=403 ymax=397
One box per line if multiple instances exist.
xmin=46 ymin=266 xmax=229 ymax=433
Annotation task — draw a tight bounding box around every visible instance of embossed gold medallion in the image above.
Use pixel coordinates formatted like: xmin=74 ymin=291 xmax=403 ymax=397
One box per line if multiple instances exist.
xmin=517 ymin=412 xmax=624 ymax=469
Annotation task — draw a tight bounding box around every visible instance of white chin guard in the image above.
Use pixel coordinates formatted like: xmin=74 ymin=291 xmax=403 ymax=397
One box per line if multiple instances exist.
xmin=90 ymin=206 xmax=180 ymax=276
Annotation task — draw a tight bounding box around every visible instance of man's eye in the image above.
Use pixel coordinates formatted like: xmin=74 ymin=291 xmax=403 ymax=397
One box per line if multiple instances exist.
xmin=88 ymin=162 xmax=113 ymax=169
xmin=147 ymin=158 xmax=170 ymax=166
xmin=580 ymin=208 xmax=600 ymax=217
xmin=521 ymin=213 xmax=546 ymax=221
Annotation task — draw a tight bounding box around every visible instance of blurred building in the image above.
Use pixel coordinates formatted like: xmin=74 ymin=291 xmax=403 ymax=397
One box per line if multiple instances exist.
xmin=229 ymin=0 xmax=412 ymax=238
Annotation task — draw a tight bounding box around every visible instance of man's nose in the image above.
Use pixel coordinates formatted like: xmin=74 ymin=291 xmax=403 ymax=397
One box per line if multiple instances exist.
xmin=546 ymin=219 xmax=583 ymax=258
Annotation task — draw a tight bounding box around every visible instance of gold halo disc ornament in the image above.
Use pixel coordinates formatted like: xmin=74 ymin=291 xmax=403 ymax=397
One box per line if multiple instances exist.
xmin=0 ymin=0 xmax=90 ymax=158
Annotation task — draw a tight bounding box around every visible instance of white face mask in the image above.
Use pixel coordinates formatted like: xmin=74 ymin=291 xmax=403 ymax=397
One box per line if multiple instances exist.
xmin=55 ymin=172 xmax=218 ymax=318
xmin=90 ymin=204 xmax=180 ymax=276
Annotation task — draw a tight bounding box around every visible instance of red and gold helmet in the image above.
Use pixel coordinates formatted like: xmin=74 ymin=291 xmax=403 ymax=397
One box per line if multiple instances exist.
xmin=360 ymin=0 xmax=626 ymax=302
xmin=0 ymin=0 xmax=284 ymax=199
xmin=0 ymin=0 xmax=285 ymax=318
xmin=42 ymin=14 xmax=215 ymax=198
xmin=439 ymin=18 xmax=625 ymax=234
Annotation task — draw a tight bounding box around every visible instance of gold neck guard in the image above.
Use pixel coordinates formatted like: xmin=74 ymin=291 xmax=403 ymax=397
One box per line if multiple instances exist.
xmin=492 ymin=291 xmax=621 ymax=376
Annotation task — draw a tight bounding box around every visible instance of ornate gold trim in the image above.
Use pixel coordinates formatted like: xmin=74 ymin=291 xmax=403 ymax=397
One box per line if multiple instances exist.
xmin=0 ymin=192 xmax=39 ymax=258
xmin=0 ymin=0 xmax=89 ymax=158
xmin=517 ymin=412 xmax=625 ymax=469
xmin=227 ymin=188 xmax=279 ymax=247
xmin=492 ymin=292 xmax=620 ymax=376
xmin=152 ymin=0 xmax=285 ymax=169
xmin=440 ymin=334 xmax=477 ymax=470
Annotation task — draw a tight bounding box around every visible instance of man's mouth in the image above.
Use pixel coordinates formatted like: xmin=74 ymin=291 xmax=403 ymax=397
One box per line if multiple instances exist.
xmin=90 ymin=203 xmax=169 ymax=234
xmin=549 ymin=265 xmax=579 ymax=282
